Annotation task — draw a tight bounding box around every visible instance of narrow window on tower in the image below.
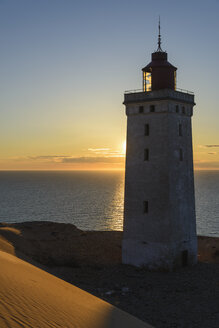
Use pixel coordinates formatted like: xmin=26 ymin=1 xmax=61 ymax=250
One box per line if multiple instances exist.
xmin=179 ymin=148 xmax=183 ymax=161
xmin=150 ymin=105 xmax=155 ymax=112
xmin=143 ymin=201 xmax=148 ymax=213
xmin=179 ymin=123 xmax=182 ymax=136
xmin=139 ymin=106 xmax=144 ymax=113
xmin=182 ymin=250 xmax=188 ymax=267
xmin=144 ymin=124 xmax=149 ymax=136
xmin=144 ymin=149 xmax=149 ymax=161
xmin=176 ymin=105 xmax=179 ymax=113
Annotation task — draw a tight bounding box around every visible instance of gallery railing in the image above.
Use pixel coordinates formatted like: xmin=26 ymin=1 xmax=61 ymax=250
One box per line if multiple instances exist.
xmin=124 ymin=88 xmax=194 ymax=95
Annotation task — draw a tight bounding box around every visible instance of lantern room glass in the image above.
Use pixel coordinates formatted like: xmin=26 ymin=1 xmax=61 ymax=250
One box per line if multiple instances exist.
xmin=143 ymin=71 xmax=152 ymax=92
xmin=174 ymin=71 xmax=177 ymax=90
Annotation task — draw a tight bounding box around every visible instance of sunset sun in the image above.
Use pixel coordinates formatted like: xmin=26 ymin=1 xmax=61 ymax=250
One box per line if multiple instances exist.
xmin=122 ymin=141 xmax=126 ymax=154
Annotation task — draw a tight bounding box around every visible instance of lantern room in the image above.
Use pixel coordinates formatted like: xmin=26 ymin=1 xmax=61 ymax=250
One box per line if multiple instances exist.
xmin=142 ymin=20 xmax=177 ymax=92
xmin=142 ymin=51 xmax=177 ymax=91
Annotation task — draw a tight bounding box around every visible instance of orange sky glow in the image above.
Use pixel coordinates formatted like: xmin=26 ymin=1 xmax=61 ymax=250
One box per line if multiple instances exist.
xmin=1 ymin=2 xmax=218 ymax=172
xmin=1 ymin=143 xmax=219 ymax=171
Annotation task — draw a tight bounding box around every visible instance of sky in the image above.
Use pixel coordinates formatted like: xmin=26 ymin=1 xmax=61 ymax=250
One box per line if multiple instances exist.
xmin=0 ymin=0 xmax=219 ymax=170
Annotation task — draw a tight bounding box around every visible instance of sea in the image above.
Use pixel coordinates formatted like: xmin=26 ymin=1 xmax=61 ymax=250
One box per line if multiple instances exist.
xmin=0 ymin=170 xmax=218 ymax=237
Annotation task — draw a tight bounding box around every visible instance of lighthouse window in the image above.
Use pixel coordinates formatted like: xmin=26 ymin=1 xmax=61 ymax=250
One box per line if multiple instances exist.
xmin=144 ymin=124 xmax=149 ymax=136
xmin=143 ymin=201 xmax=148 ymax=213
xmin=179 ymin=124 xmax=182 ymax=136
xmin=176 ymin=105 xmax=179 ymax=113
xmin=150 ymin=105 xmax=155 ymax=112
xmin=144 ymin=149 xmax=149 ymax=161
xmin=179 ymin=148 xmax=183 ymax=161
xmin=139 ymin=106 xmax=144 ymax=113
xmin=182 ymin=250 xmax=188 ymax=267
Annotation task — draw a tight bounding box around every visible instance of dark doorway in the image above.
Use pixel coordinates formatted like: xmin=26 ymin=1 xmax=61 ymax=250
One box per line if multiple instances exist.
xmin=182 ymin=250 xmax=188 ymax=267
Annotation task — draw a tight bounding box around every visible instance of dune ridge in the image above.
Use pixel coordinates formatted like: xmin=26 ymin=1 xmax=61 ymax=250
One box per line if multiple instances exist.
xmin=1 ymin=221 xmax=219 ymax=328
xmin=0 ymin=249 xmax=151 ymax=328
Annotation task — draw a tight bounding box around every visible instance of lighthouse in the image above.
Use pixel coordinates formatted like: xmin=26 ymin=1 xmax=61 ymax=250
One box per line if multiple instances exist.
xmin=122 ymin=22 xmax=197 ymax=270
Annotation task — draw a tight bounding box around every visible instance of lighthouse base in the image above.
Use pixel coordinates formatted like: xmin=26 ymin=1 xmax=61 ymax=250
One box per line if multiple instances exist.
xmin=122 ymin=238 xmax=197 ymax=271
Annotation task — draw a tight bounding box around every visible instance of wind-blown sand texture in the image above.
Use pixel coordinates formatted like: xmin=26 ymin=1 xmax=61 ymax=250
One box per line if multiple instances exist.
xmin=0 ymin=250 xmax=151 ymax=328
xmin=0 ymin=221 xmax=219 ymax=328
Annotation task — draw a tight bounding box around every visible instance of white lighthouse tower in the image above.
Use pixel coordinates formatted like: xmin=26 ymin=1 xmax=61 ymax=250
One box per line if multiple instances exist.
xmin=122 ymin=23 xmax=197 ymax=270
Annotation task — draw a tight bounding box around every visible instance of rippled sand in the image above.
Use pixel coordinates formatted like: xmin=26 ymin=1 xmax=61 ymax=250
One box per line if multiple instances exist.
xmin=0 ymin=221 xmax=219 ymax=328
xmin=0 ymin=223 xmax=151 ymax=328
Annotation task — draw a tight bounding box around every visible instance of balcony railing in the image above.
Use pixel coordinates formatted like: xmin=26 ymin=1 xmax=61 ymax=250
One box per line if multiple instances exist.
xmin=124 ymin=88 xmax=194 ymax=95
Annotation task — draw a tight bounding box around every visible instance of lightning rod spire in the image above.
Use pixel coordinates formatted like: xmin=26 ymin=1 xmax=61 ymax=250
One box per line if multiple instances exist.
xmin=157 ymin=16 xmax=163 ymax=52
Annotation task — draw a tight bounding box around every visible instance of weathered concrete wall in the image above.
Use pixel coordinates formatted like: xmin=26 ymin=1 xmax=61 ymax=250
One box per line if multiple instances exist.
xmin=122 ymin=90 xmax=197 ymax=270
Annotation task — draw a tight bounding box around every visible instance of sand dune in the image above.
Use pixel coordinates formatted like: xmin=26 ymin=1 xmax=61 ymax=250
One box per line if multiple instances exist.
xmin=0 ymin=250 xmax=152 ymax=328
xmin=1 ymin=222 xmax=219 ymax=327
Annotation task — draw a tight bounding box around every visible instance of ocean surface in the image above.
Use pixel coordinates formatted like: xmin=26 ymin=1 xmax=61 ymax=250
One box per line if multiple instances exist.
xmin=0 ymin=170 xmax=218 ymax=236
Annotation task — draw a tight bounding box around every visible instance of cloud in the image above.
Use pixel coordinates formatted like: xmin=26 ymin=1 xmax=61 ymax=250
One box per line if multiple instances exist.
xmin=194 ymin=160 xmax=219 ymax=169
xmin=62 ymin=157 xmax=125 ymax=163
xmin=198 ymin=145 xmax=219 ymax=149
xmin=87 ymin=148 xmax=124 ymax=157
xmin=88 ymin=148 xmax=110 ymax=152
xmin=27 ymin=155 xmax=70 ymax=160
xmin=6 ymin=147 xmax=126 ymax=166
xmin=26 ymin=149 xmax=125 ymax=164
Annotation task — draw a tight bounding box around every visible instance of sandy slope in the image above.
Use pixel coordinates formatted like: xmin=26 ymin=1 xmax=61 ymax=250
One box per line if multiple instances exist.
xmin=0 ymin=250 xmax=152 ymax=328
xmin=0 ymin=222 xmax=219 ymax=327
